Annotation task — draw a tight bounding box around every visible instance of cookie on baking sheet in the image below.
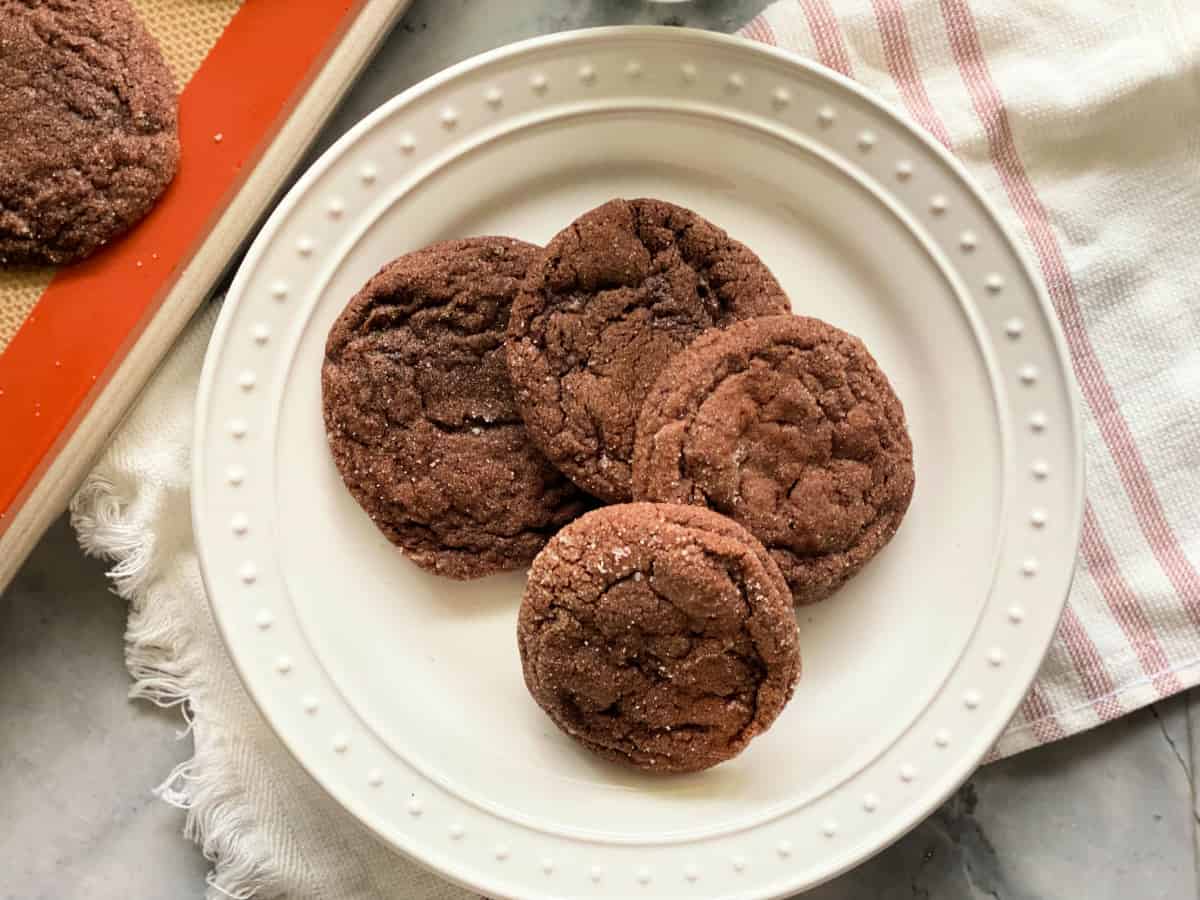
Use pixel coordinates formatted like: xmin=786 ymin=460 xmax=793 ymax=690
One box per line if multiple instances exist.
xmin=517 ymin=502 xmax=800 ymax=773
xmin=0 ymin=0 xmax=179 ymax=266
xmin=633 ymin=315 xmax=915 ymax=605
xmin=506 ymin=197 xmax=790 ymax=504
xmin=322 ymin=237 xmax=590 ymax=580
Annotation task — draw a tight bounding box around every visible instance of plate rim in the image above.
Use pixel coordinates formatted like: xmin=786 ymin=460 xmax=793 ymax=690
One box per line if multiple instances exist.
xmin=193 ymin=25 xmax=1085 ymax=899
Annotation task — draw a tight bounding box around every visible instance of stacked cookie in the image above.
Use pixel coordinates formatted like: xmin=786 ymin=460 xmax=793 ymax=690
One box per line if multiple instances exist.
xmin=322 ymin=198 xmax=915 ymax=773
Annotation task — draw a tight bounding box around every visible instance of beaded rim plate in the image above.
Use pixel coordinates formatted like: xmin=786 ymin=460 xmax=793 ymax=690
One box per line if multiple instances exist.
xmin=194 ymin=27 xmax=1082 ymax=900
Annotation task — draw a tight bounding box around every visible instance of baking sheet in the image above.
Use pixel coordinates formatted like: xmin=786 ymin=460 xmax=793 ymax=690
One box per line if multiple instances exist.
xmin=0 ymin=0 xmax=413 ymax=588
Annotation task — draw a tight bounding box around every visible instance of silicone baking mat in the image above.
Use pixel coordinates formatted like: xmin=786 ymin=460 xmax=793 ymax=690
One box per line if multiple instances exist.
xmin=0 ymin=0 xmax=411 ymax=587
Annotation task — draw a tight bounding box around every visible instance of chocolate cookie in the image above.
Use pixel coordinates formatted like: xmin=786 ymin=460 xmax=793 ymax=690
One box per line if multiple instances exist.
xmin=633 ymin=315 xmax=914 ymax=605
xmin=322 ymin=237 xmax=589 ymax=580
xmin=518 ymin=502 xmax=801 ymax=773
xmin=0 ymin=0 xmax=179 ymax=266
xmin=507 ymin=198 xmax=790 ymax=503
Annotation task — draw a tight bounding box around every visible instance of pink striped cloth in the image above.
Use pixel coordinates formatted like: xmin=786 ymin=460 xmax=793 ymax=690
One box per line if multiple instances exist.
xmin=741 ymin=0 xmax=1200 ymax=757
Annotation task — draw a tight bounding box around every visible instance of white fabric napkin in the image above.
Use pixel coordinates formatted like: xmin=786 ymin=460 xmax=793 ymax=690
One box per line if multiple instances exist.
xmin=73 ymin=304 xmax=468 ymax=899
xmin=71 ymin=2 xmax=1200 ymax=896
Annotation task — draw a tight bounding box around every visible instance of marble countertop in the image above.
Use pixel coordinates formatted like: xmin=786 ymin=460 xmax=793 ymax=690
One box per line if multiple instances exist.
xmin=3 ymin=2 xmax=1199 ymax=898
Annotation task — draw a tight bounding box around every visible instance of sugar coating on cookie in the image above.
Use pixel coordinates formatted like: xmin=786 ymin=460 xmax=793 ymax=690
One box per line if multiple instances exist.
xmin=517 ymin=502 xmax=801 ymax=773
xmin=506 ymin=198 xmax=790 ymax=504
xmin=322 ymin=237 xmax=590 ymax=580
xmin=0 ymin=0 xmax=179 ymax=266
xmin=633 ymin=315 xmax=915 ymax=605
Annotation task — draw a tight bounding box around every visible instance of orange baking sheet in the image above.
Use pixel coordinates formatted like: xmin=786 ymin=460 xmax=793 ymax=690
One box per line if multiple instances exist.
xmin=0 ymin=1 xmax=367 ymax=534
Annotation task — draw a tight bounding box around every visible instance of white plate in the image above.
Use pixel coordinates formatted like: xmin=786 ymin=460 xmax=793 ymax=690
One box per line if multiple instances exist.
xmin=195 ymin=27 xmax=1082 ymax=900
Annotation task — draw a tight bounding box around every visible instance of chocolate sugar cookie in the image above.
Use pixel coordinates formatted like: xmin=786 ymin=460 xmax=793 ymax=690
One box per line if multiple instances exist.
xmin=0 ymin=0 xmax=179 ymax=266
xmin=322 ymin=237 xmax=589 ymax=580
xmin=633 ymin=315 xmax=915 ymax=605
xmin=518 ymin=502 xmax=801 ymax=773
xmin=507 ymin=198 xmax=790 ymax=503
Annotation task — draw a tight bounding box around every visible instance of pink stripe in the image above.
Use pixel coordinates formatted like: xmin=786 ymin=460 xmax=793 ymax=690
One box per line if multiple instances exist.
xmin=1057 ymin=604 xmax=1123 ymax=722
xmin=797 ymin=0 xmax=854 ymax=77
xmin=1018 ymin=684 xmax=1066 ymax=743
xmin=1081 ymin=504 xmax=1183 ymax=695
xmin=940 ymin=0 xmax=1200 ymax=628
xmin=742 ymin=14 xmax=777 ymax=46
xmin=871 ymin=0 xmax=954 ymax=150
xmin=759 ymin=16 xmax=778 ymax=46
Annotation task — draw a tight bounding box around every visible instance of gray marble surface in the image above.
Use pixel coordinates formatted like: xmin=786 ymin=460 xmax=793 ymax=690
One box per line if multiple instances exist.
xmin=3 ymin=2 xmax=1199 ymax=898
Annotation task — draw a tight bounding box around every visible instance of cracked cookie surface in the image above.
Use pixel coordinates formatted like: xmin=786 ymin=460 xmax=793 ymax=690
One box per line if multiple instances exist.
xmin=0 ymin=0 xmax=179 ymax=266
xmin=517 ymin=502 xmax=800 ymax=773
xmin=506 ymin=198 xmax=790 ymax=503
xmin=322 ymin=237 xmax=590 ymax=580
xmin=633 ymin=315 xmax=915 ymax=605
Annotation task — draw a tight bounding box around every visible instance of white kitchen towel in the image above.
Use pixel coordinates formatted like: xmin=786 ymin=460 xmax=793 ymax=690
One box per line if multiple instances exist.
xmin=739 ymin=0 xmax=1200 ymax=758
xmin=70 ymin=3 xmax=1200 ymax=897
